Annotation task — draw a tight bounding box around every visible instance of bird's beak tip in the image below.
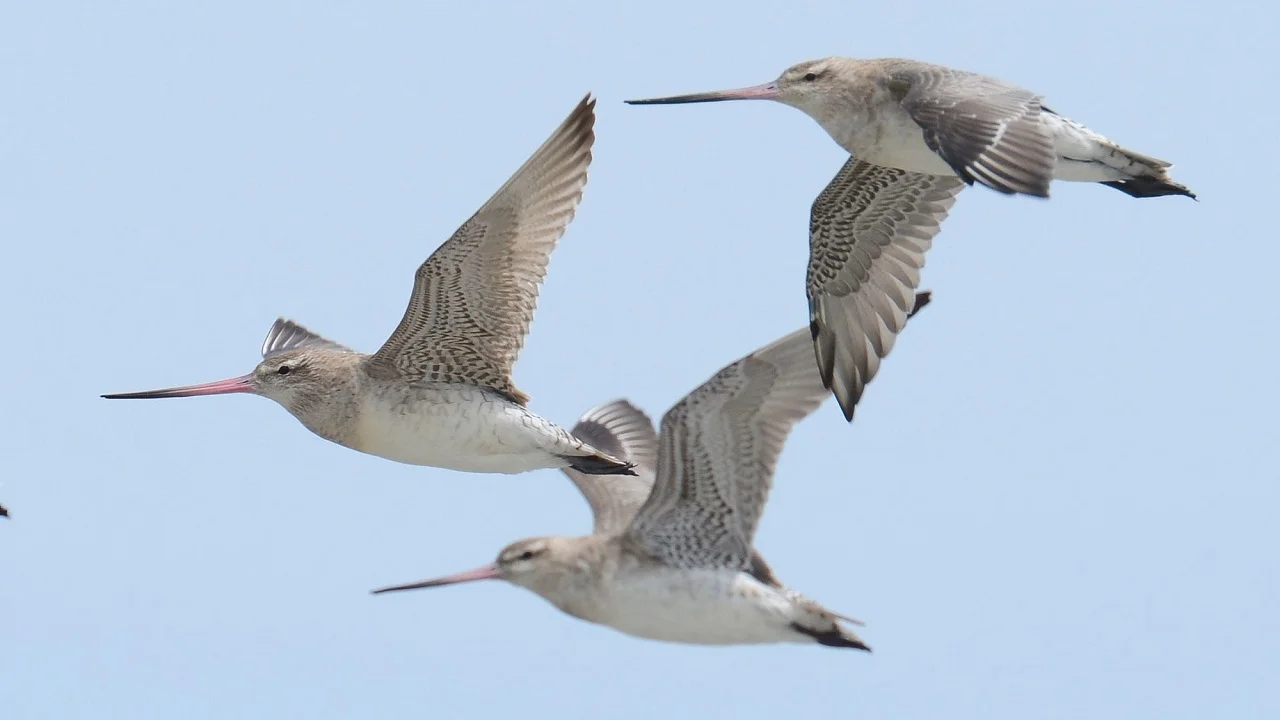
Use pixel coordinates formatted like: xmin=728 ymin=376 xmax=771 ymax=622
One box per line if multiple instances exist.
xmin=625 ymin=82 xmax=780 ymax=106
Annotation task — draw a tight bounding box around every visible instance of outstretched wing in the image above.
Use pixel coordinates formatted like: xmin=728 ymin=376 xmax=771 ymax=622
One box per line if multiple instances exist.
xmin=367 ymin=95 xmax=597 ymax=404
xmin=564 ymin=400 xmax=788 ymax=586
xmin=624 ymin=329 xmax=829 ymax=572
xmin=808 ymin=157 xmax=960 ymax=420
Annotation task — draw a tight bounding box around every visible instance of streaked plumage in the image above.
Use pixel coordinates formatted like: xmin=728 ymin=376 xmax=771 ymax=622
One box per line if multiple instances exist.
xmin=562 ymin=399 xmax=782 ymax=586
xmin=808 ymin=158 xmax=960 ymax=419
xmin=103 ymin=95 xmax=635 ymax=477
xmin=373 ymin=318 xmax=930 ymax=649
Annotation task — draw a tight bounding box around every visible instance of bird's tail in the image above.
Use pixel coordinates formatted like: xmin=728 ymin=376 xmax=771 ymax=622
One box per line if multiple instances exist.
xmin=1101 ymin=174 xmax=1196 ymax=199
xmin=1099 ymin=145 xmax=1196 ymax=198
xmin=790 ymin=620 xmax=872 ymax=652
xmin=1042 ymin=110 xmax=1196 ymax=199
xmin=785 ymin=590 xmax=871 ymax=651
xmin=559 ymin=450 xmax=637 ymax=477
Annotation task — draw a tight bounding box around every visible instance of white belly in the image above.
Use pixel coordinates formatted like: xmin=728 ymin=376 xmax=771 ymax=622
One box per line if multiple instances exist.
xmin=350 ymin=385 xmax=572 ymax=474
xmin=1042 ymin=111 xmax=1128 ymax=182
xmin=838 ymin=108 xmax=957 ymax=176
xmin=587 ymin=570 xmax=805 ymax=646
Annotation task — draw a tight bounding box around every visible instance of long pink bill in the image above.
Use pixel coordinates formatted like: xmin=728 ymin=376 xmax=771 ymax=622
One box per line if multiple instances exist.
xmin=625 ymin=81 xmax=780 ymax=105
xmin=371 ymin=563 xmax=501 ymax=595
xmin=101 ymin=373 xmax=255 ymax=400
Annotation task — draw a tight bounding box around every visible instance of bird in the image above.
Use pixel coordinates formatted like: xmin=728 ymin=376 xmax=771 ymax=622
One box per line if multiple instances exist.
xmin=373 ymin=299 xmax=929 ymax=650
xmin=626 ymin=56 xmax=1195 ymax=200
xmin=102 ymin=94 xmax=635 ymax=477
xmin=0 ymin=503 xmax=8 ymax=518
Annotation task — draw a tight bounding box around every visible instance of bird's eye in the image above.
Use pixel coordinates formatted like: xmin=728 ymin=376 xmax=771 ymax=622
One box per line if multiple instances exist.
xmin=277 ymin=365 xmax=292 ymax=376
xmin=803 ymin=72 xmax=818 ymax=82
xmin=519 ymin=550 xmax=536 ymax=561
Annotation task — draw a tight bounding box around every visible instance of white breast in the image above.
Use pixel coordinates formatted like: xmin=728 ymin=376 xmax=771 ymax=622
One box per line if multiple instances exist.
xmin=350 ymin=384 xmax=570 ymax=474
xmin=587 ymin=569 xmax=805 ymax=646
xmin=817 ymin=95 xmax=955 ymax=176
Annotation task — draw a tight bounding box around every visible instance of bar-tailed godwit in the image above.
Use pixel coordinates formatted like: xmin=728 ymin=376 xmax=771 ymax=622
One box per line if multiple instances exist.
xmin=104 ymin=95 xmax=634 ymax=477
xmin=628 ymin=57 xmax=1195 ymax=199
xmin=374 ymin=296 xmax=930 ymax=649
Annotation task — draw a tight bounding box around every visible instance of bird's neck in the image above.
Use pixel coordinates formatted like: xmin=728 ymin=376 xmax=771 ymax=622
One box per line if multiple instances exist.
xmin=288 ymin=362 xmax=367 ymax=446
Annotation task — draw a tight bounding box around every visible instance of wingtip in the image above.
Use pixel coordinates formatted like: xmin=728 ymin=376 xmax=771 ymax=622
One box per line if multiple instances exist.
xmin=908 ymin=291 xmax=933 ymax=319
xmin=837 ymin=395 xmax=856 ymax=423
xmin=822 ymin=290 xmax=934 ymax=424
xmin=567 ymin=91 xmax=597 ymax=173
xmin=552 ymin=92 xmax=596 ymax=152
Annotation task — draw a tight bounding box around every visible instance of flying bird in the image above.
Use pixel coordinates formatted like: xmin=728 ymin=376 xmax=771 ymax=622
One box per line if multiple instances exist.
xmin=374 ymin=296 xmax=930 ymax=649
xmin=628 ymin=56 xmax=1195 ymax=199
xmin=104 ymin=95 xmax=634 ymax=477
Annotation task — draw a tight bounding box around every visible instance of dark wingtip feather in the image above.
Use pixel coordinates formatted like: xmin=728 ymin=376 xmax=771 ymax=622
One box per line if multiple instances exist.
xmin=563 ymin=454 xmax=638 ymax=477
xmin=790 ymin=622 xmax=872 ymax=652
xmin=838 ymin=398 xmax=856 ymax=423
xmin=811 ymin=322 xmax=837 ymax=390
xmin=1101 ymin=178 xmax=1197 ymax=200
xmin=909 ymin=291 xmax=933 ymax=318
xmin=828 ymin=378 xmax=865 ymax=423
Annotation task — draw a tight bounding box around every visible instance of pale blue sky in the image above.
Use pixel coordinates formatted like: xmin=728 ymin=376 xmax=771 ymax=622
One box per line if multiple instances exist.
xmin=1 ymin=1 xmax=1275 ymax=718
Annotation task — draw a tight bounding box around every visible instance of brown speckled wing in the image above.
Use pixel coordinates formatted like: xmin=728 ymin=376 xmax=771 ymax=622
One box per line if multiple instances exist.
xmin=625 ymin=329 xmax=829 ymax=572
xmin=368 ymin=95 xmax=596 ymax=404
xmin=564 ymin=400 xmax=784 ymax=584
xmin=808 ymin=157 xmax=960 ymax=421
